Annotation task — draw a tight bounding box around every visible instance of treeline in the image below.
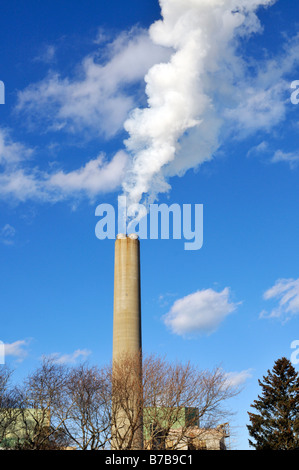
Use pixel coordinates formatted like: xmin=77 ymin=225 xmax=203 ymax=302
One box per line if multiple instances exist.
xmin=0 ymin=354 xmax=238 ymax=450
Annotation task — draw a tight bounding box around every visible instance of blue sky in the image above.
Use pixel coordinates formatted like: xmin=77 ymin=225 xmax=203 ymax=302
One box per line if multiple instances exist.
xmin=1 ymin=0 xmax=299 ymax=450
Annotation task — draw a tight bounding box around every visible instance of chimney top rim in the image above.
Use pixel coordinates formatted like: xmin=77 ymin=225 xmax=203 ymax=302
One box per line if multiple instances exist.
xmin=116 ymin=233 xmax=127 ymax=239
xmin=116 ymin=233 xmax=139 ymax=240
xmin=128 ymin=233 xmax=139 ymax=240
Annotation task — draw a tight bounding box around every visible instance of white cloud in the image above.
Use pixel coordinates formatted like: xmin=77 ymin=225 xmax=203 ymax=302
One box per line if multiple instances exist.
xmin=0 ymin=127 xmax=33 ymax=166
xmin=33 ymin=45 xmax=56 ymax=64
xmin=49 ymin=349 xmax=91 ymax=365
xmin=4 ymin=340 xmax=30 ymax=362
xmin=224 ymin=80 xmax=289 ymax=135
xmin=246 ymin=141 xmax=269 ymax=158
xmin=0 ymin=127 xmax=128 ymax=202
xmin=93 ymin=27 xmax=109 ymax=46
xmin=0 ymin=224 xmax=16 ymax=245
xmin=7 ymin=28 xmax=168 ymax=205
xmin=1 ymin=224 xmax=15 ymax=237
xmin=271 ymin=150 xmax=299 ymax=169
xmin=224 ymin=369 xmax=253 ymax=388
xmin=0 ymin=168 xmax=42 ymax=202
xmin=260 ymin=278 xmax=299 ymax=321
xmin=0 ymin=154 xmax=128 ymax=203
xmin=163 ymin=287 xmax=239 ymax=337
xmin=158 ymin=292 xmax=178 ymax=308
xmin=224 ymin=32 xmax=299 ymax=135
xmin=246 ymin=144 xmax=299 ymax=168
xmin=48 ymin=150 xmax=128 ymax=197
xmin=16 ymin=27 xmax=171 ymax=139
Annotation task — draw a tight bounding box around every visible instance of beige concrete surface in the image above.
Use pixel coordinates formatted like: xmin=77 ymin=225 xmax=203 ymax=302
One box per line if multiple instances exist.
xmin=113 ymin=234 xmax=142 ymax=360
xmin=112 ymin=234 xmax=143 ymax=450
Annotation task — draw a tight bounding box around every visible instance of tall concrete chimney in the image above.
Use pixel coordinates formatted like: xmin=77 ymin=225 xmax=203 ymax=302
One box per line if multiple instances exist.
xmin=112 ymin=233 xmax=143 ymax=449
xmin=113 ymin=233 xmax=142 ymax=360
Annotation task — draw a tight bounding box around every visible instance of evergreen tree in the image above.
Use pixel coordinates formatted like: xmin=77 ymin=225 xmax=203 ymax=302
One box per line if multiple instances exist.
xmin=247 ymin=357 xmax=299 ymax=450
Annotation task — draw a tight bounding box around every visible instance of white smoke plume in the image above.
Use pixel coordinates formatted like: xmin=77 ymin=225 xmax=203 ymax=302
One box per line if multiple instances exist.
xmin=122 ymin=0 xmax=277 ymax=207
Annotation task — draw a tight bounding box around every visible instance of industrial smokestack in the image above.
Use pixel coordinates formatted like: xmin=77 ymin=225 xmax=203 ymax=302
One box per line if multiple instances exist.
xmin=113 ymin=233 xmax=142 ymax=360
xmin=112 ymin=233 xmax=143 ymax=449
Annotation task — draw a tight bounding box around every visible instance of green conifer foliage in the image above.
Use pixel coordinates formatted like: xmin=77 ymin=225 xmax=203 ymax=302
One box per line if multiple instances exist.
xmin=247 ymin=357 xmax=299 ymax=450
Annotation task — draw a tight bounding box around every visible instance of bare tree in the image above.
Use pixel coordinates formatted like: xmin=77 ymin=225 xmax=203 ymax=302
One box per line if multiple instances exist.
xmin=110 ymin=353 xmax=239 ymax=450
xmin=60 ymin=363 xmax=111 ymax=450
xmin=110 ymin=353 xmax=144 ymax=450
xmin=0 ymin=366 xmax=22 ymax=449
xmin=11 ymin=357 xmax=71 ymax=450
xmin=6 ymin=359 xmax=112 ymax=450
xmin=142 ymin=355 xmax=238 ymax=449
xmin=0 ymin=355 xmax=239 ymax=450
